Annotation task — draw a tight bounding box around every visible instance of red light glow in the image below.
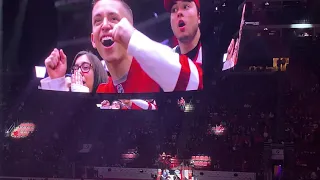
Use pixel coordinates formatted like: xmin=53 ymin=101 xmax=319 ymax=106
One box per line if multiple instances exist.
xmin=10 ymin=122 xmax=35 ymax=139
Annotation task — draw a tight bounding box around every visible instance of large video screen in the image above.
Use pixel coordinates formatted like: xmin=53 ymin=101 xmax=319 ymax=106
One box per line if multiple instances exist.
xmin=36 ymin=0 xmax=204 ymax=94
xmin=35 ymin=0 xmax=247 ymax=94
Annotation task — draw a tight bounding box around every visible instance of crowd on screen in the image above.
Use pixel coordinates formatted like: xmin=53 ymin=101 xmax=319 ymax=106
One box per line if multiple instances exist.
xmin=99 ymin=99 xmax=157 ymax=110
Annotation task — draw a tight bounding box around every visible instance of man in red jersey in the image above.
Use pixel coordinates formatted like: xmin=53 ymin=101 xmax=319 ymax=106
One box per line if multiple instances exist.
xmin=91 ymin=0 xmax=159 ymax=93
xmin=165 ymin=0 xmax=245 ymax=71
xmin=164 ymin=0 xmax=201 ymax=58
xmin=92 ymin=0 xmax=202 ymax=93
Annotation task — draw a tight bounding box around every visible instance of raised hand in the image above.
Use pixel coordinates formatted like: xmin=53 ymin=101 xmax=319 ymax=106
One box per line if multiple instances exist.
xmin=44 ymin=48 xmax=67 ymax=79
xmin=110 ymin=18 xmax=135 ymax=49
xmin=70 ymin=71 xmax=89 ymax=93
xmin=71 ymin=71 xmax=83 ymax=86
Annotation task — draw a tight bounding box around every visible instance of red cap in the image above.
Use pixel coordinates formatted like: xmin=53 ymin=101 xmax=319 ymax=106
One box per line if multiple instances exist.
xmin=164 ymin=0 xmax=200 ymax=12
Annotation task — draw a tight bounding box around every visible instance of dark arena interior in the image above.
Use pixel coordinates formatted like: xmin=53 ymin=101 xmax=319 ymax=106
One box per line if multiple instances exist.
xmin=1 ymin=0 xmax=320 ymax=180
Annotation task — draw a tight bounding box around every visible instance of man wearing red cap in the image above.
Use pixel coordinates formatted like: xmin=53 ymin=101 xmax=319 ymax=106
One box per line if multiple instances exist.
xmin=164 ymin=0 xmax=201 ymax=53
xmin=164 ymin=0 xmax=203 ymax=90
xmin=165 ymin=0 xmax=246 ymax=71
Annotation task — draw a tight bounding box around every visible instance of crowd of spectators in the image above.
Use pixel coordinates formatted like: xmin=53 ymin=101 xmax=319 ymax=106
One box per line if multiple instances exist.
xmin=1 ymin=73 xmax=274 ymax=177
xmin=282 ymin=67 xmax=320 ymax=180
xmin=183 ymin=74 xmax=277 ymax=174
xmin=1 ymin=67 xmax=320 ymax=180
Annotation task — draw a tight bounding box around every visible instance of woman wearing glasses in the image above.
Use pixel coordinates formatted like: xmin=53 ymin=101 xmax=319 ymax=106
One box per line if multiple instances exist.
xmin=40 ymin=49 xmax=108 ymax=93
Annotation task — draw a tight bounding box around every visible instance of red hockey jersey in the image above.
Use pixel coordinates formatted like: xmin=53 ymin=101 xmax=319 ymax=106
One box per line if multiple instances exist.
xmin=173 ymin=41 xmax=203 ymax=91
xmin=128 ymin=30 xmax=203 ymax=92
xmin=96 ymin=58 xmax=160 ymax=93
xmin=130 ymin=99 xmax=157 ymax=110
xmin=97 ymin=30 xmax=202 ymax=93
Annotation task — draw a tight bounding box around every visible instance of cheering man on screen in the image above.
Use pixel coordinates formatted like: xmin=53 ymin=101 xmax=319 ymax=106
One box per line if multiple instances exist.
xmin=91 ymin=0 xmax=159 ymax=93
xmin=92 ymin=0 xmax=202 ymax=93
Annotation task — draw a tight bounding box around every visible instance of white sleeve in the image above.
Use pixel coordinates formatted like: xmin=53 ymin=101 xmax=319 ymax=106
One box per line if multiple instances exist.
xmin=40 ymin=77 xmax=90 ymax=93
xmin=40 ymin=77 xmax=69 ymax=92
xmin=70 ymin=84 xmax=90 ymax=93
xmin=131 ymin=99 xmax=157 ymax=110
xmin=127 ymin=30 xmax=201 ymax=92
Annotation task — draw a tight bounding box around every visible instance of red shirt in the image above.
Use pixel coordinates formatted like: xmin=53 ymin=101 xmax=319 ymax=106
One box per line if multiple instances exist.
xmin=131 ymin=101 xmax=156 ymax=110
xmin=96 ymin=58 xmax=160 ymax=93
xmin=174 ymin=42 xmax=203 ymax=91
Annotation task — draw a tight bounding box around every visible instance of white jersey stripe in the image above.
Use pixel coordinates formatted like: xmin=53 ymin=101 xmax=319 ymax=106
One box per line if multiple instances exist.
xmin=186 ymin=59 xmax=200 ymax=91
xmin=128 ymin=30 xmax=202 ymax=92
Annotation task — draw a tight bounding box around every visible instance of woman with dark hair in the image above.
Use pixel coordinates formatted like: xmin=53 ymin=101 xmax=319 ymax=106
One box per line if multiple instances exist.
xmin=70 ymin=50 xmax=108 ymax=93
xmin=40 ymin=49 xmax=108 ymax=93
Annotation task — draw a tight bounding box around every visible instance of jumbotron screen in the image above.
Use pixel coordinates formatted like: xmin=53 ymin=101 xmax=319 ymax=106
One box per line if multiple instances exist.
xmin=34 ymin=0 xmax=245 ymax=95
xmin=36 ymin=0 xmax=203 ymax=94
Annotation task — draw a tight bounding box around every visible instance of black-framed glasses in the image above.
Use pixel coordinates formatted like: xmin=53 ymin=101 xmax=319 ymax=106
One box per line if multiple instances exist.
xmin=71 ymin=62 xmax=92 ymax=73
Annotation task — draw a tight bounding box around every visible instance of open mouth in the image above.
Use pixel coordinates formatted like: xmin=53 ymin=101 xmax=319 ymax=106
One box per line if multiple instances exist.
xmin=101 ymin=37 xmax=114 ymax=47
xmin=178 ymin=20 xmax=186 ymax=28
